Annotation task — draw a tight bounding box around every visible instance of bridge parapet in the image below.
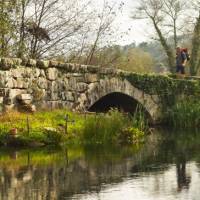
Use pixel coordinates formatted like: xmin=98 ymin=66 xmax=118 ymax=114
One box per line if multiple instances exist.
xmin=0 ymin=57 xmax=120 ymax=74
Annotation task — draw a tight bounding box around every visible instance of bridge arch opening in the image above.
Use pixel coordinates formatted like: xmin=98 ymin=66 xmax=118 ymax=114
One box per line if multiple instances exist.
xmin=88 ymin=92 xmax=151 ymax=118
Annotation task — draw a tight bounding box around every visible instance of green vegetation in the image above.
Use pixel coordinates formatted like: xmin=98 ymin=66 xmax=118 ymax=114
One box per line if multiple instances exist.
xmin=71 ymin=45 xmax=156 ymax=72
xmin=82 ymin=108 xmax=147 ymax=146
xmin=122 ymin=73 xmax=200 ymax=96
xmin=121 ymin=73 xmax=200 ymax=111
xmin=0 ymin=109 xmax=148 ymax=147
xmin=0 ymin=110 xmax=83 ymax=147
xmin=165 ymin=98 xmax=200 ymax=129
xmin=120 ymin=73 xmax=200 ymax=130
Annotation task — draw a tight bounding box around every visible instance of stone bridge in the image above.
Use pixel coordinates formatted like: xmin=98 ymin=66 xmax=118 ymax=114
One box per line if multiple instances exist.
xmin=0 ymin=58 xmax=199 ymax=123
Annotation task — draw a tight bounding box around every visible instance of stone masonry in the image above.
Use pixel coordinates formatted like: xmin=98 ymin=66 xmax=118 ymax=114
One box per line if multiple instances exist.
xmin=0 ymin=58 xmax=163 ymax=122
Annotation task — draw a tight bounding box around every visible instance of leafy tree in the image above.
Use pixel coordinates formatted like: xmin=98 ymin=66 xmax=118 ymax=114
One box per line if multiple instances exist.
xmin=0 ymin=0 xmax=18 ymax=56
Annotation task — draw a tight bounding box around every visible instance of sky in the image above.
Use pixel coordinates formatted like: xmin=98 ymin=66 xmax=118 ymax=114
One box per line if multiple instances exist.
xmin=92 ymin=0 xmax=152 ymax=46
xmin=114 ymin=0 xmax=150 ymax=45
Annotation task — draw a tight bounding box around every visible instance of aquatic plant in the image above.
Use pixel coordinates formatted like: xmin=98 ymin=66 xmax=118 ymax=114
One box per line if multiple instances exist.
xmin=165 ymin=98 xmax=200 ymax=129
xmin=82 ymin=109 xmax=127 ymax=144
xmin=118 ymin=127 xmax=144 ymax=145
xmin=81 ymin=108 xmax=147 ymax=145
xmin=130 ymin=104 xmax=149 ymax=132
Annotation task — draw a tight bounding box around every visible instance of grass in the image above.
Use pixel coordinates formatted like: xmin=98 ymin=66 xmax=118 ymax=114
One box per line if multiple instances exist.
xmin=0 ymin=108 xmax=148 ymax=147
xmin=81 ymin=108 xmax=148 ymax=146
xmin=0 ymin=109 xmax=83 ymax=146
xmin=165 ymin=98 xmax=200 ymax=129
xmin=130 ymin=104 xmax=149 ymax=132
xmin=82 ymin=109 xmax=127 ymax=145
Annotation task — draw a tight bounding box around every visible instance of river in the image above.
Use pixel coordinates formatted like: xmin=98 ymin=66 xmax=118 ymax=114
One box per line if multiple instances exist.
xmin=0 ymin=129 xmax=200 ymax=200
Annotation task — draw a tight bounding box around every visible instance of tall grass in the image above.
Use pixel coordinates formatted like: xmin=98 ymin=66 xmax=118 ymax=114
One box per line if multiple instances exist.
xmin=81 ymin=108 xmax=148 ymax=145
xmin=166 ymin=98 xmax=200 ymax=129
xmin=82 ymin=109 xmax=127 ymax=145
xmin=131 ymin=104 xmax=149 ymax=132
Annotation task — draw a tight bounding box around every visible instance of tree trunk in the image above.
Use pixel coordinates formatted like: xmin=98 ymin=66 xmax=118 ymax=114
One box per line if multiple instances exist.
xmin=173 ymin=19 xmax=177 ymax=49
xmin=190 ymin=13 xmax=200 ymax=75
xmin=17 ymin=0 xmax=26 ymax=58
xmin=152 ymin=18 xmax=175 ymax=72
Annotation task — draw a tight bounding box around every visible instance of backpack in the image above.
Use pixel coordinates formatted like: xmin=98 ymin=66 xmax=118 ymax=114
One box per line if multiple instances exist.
xmin=181 ymin=48 xmax=190 ymax=61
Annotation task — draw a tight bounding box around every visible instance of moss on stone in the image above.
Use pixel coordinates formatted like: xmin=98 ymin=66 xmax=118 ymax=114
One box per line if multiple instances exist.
xmin=119 ymin=72 xmax=200 ymax=110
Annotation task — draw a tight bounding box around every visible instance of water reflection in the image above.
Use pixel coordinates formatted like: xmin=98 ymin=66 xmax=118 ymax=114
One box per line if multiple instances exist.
xmin=176 ymin=155 xmax=191 ymax=191
xmin=0 ymin=130 xmax=200 ymax=200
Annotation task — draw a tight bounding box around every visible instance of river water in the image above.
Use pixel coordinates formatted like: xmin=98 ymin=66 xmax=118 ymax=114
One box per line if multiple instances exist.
xmin=0 ymin=129 xmax=200 ymax=200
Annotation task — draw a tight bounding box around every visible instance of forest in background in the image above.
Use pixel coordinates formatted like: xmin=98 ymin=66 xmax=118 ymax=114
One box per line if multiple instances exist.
xmin=0 ymin=0 xmax=200 ymax=74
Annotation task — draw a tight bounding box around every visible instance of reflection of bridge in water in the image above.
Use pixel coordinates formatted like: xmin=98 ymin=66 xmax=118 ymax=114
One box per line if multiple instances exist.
xmin=0 ymin=130 xmax=199 ymax=200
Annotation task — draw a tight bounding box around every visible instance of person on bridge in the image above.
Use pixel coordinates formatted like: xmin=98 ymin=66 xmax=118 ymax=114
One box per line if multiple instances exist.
xmin=176 ymin=47 xmax=187 ymax=78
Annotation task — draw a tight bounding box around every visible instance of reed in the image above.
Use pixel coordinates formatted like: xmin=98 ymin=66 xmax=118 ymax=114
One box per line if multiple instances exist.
xmin=81 ymin=108 xmax=148 ymax=145
xmin=165 ymin=98 xmax=200 ymax=129
xmin=82 ymin=109 xmax=127 ymax=145
xmin=131 ymin=104 xmax=149 ymax=132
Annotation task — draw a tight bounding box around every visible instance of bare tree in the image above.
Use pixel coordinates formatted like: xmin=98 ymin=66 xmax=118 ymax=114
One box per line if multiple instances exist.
xmin=0 ymin=0 xmax=127 ymax=65
xmin=16 ymin=0 xmax=31 ymax=57
xmin=132 ymin=0 xmax=186 ymax=72
xmin=64 ymin=0 xmax=126 ymax=67
xmin=14 ymin=0 xmax=93 ymax=59
xmin=161 ymin=0 xmax=186 ymax=49
xmin=84 ymin=0 xmax=124 ymax=65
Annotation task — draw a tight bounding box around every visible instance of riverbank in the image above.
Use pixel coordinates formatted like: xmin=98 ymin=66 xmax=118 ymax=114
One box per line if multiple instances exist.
xmin=0 ymin=110 xmax=72 ymax=147
xmin=0 ymin=109 xmax=147 ymax=147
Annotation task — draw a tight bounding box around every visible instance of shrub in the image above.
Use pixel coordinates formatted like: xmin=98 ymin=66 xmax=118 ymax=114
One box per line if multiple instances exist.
xmin=43 ymin=128 xmax=64 ymax=145
xmin=118 ymin=127 xmax=145 ymax=145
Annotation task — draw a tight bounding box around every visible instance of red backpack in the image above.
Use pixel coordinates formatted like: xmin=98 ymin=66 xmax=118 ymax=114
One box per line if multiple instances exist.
xmin=181 ymin=48 xmax=190 ymax=61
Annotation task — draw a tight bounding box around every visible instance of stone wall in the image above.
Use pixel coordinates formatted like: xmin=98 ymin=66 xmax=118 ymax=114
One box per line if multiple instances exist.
xmin=0 ymin=58 xmax=124 ymax=113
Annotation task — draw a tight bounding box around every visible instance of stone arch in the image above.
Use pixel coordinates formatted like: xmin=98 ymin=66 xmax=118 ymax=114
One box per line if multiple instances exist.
xmin=88 ymin=92 xmax=146 ymax=113
xmin=79 ymin=77 xmax=162 ymax=122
